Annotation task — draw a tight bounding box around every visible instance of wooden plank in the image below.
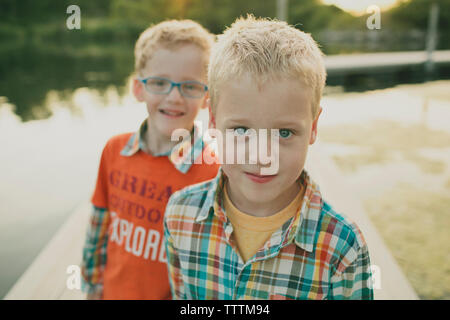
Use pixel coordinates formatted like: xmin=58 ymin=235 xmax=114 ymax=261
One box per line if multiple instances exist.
xmin=4 ymin=202 xmax=90 ymax=300
xmin=324 ymin=50 xmax=450 ymax=75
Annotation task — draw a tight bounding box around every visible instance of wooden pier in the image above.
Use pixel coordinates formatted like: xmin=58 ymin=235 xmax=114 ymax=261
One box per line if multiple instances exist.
xmin=324 ymin=50 xmax=450 ymax=76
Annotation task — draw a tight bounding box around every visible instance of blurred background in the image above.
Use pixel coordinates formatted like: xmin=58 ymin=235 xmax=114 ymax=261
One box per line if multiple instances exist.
xmin=0 ymin=0 xmax=449 ymax=299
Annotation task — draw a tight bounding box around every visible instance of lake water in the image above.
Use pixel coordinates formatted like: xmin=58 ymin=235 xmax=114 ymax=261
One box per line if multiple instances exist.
xmin=1 ymin=80 xmax=449 ymax=299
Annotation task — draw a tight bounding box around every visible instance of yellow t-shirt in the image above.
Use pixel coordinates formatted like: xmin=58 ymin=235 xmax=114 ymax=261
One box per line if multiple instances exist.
xmin=223 ymin=184 xmax=304 ymax=263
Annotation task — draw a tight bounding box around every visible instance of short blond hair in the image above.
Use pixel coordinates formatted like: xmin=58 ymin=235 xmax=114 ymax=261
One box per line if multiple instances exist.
xmin=135 ymin=19 xmax=215 ymax=77
xmin=208 ymin=15 xmax=326 ymax=118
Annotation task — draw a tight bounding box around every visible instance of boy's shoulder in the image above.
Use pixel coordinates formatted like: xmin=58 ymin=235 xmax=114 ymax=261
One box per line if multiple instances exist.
xmin=165 ymin=176 xmax=367 ymax=246
xmin=165 ymin=173 xmax=369 ymax=262
xmin=320 ymin=200 xmax=366 ymax=245
xmin=310 ymin=197 xmax=369 ymax=270
xmin=99 ymin=132 xmax=135 ymax=160
xmin=165 ymin=177 xmax=216 ymax=220
xmin=104 ymin=132 xmax=134 ymax=152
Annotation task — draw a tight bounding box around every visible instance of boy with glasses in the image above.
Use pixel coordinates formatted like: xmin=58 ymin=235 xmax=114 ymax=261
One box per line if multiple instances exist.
xmin=164 ymin=15 xmax=374 ymax=300
xmin=81 ymin=19 xmax=219 ymax=300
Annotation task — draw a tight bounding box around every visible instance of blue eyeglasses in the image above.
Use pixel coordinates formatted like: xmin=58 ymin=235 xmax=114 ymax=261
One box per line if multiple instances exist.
xmin=138 ymin=76 xmax=208 ymax=99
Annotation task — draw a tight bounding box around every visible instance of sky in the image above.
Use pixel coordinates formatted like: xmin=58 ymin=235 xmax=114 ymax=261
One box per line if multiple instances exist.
xmin=321 ymin=0 xmax=404 ymax=15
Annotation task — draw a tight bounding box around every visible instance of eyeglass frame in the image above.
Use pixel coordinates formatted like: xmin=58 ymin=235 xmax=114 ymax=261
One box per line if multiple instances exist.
xmin=138 ymin=76 xmax=208 ymax=99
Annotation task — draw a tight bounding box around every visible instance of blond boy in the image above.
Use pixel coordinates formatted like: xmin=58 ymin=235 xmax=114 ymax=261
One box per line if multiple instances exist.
xmin=81 ymin=20 xmax=219 ymax=300
xmin=164 ymin=15 xmax=374 ymax=300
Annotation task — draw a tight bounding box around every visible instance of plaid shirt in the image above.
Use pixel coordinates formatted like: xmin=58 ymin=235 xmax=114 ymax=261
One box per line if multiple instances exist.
xmin=81 ymin=119 xmax=208 ymax=295
xmin=164 ymin=168 xmax=374 ymax=300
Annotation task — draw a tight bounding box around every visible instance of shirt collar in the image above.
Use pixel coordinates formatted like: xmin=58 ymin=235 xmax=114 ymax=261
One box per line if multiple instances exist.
xmin=195 ymin=167 xmax=225 ymax=222
xmin=120 ymin=119 xmax=207 ymax=174
xmin=195 ymin=168 xmax=323 ymax=253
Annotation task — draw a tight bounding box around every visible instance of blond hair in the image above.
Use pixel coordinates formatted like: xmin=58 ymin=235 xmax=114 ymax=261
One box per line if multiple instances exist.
xmin=134 ymin=19 xmax=215 ymax=77
xmin=208 ymin=15 xmax=326 ymax=118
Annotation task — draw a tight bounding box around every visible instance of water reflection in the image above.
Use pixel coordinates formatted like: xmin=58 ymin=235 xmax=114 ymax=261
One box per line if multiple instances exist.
xmin=0 ymin=43 xmax=133 ymax=121
xmin=0 ymin=86 xmax=144 ymax=298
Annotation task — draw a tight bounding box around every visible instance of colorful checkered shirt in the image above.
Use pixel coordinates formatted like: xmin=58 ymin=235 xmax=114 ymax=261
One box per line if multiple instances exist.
xmin=81 ymin=119 xmax=208 ymax=295
xmin=164 ymin=168 xmax=374 ymax=300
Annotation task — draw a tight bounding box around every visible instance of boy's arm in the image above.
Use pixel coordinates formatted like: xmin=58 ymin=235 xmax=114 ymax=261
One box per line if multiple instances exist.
xmin=164 ymin=219 xmax=186 ymax=300
xmin=81 ymin=205 xmax=110 ymax=299
xmin=329 ymin=243 xmax=374 ymax=300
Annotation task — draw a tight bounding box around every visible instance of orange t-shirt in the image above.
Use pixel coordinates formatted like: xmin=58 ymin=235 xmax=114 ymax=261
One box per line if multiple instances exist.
xmin=91 ymin=132 xmax=219 ymax=299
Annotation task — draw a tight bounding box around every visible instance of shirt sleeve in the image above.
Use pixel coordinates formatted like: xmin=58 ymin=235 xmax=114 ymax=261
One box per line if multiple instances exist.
xmin=81 ymin=205 xmax=110 ymax=295
xmin=164 ymin=219 xmax=186 ymax=300
xmin=91 ymin=141 xmax=111 ymax=208
xmin=329 ymin=243 xmax=374 ymax=300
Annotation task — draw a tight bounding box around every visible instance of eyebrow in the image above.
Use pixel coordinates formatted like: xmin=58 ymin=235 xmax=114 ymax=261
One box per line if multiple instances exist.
xmin=151 ymin=74 xmax=203 ymax=82
xmin=222 ymin=118 xmax=305 ymax=130
xmin=273 ymin=119 xmax=305 ymax=127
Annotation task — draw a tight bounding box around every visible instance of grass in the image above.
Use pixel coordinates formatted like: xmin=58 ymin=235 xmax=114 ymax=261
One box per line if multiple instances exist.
xmin=320 ymin=120 xmax=450 ymax=174
xmin=320 ymin=118 xmax=450 ymax=299
xmin=320 ymin=120 xmax=450 ymax=151
xmin=365 ymin=185 xmax=450 ymax=299
xmin=332 ymin=149 xmax=392 ymax=173
xmin=403 ymin=151 xmax=446 ymax=174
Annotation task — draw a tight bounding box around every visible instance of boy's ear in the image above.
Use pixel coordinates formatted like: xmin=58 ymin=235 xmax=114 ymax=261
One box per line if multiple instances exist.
xmin=309 ymin=106 xmax=322 ymax=145
xmin=200 ymin=92 xmax=209 ymax=110
xmin=132 ymin=78 xmax=145 ymax=102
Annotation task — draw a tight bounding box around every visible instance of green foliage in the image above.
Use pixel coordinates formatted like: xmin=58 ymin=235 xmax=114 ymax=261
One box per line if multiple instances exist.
xmin=185 ymin=0 xmax=277 ymax=34
xmin=0 ymin=0 xmax=448 ymax=46
xmin=382 ymin=0 xmax=450 ymax=50
xmin=0 ymin=0 xmax=111 ymax=25
xmin=386 ymin=0 xmax=449 ymax=31
xmin=289 ymin=0 xmax=355 ymax=33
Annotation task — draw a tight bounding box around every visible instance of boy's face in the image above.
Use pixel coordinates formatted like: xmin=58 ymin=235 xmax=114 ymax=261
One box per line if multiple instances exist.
xmin=133 ymin=44 xmax=207 ymax=138
xmin=213 ymin=73 xmax=321 ymax=212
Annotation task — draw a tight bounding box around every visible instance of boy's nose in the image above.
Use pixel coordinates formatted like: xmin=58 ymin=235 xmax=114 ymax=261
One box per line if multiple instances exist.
xmin=166 ymin=85 xmax=184 ymax=103
xmin=256 ymin=130 xmax=279 ymax=175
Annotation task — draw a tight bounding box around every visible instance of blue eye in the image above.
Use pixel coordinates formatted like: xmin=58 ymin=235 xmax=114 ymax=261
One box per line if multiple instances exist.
xmin=278 ymin=129 xmax=293 ymax=139
xmin=148 ymin=79 xmax=168 ymax=87
xmin=233 ymin=127 xmax=249 ymax=136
